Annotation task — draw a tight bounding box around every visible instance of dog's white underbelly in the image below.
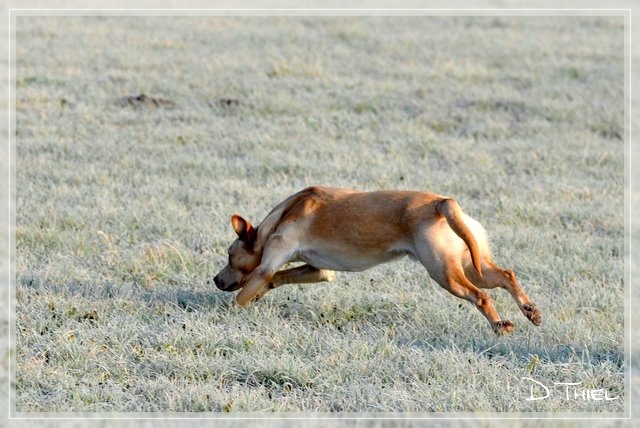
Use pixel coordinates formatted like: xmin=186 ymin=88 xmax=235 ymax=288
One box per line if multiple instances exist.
xmin=295 ymin=247 xmax=411 ymax=272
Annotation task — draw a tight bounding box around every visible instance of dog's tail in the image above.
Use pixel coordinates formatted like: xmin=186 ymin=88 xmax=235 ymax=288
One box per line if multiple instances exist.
xmin=436 ymin=198 xmax=483 ymax=277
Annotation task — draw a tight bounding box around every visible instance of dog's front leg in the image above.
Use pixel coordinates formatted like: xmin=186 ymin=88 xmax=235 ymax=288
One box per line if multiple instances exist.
xmin=235 ymin=236 xmax=294 ymax=306
xmin=235 ymin=267 xmax=273 ymax=306
xmin=271 ymin=264 xmax=336 ymax=289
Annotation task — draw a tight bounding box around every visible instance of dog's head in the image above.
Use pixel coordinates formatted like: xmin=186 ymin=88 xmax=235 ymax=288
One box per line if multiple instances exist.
xmin=213 ymin=215 xmax=261 ymax=292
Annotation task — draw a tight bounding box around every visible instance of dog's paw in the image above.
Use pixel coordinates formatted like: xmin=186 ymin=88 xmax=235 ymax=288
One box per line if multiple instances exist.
xmin=322 ymin=270 xmax=336 ymax=282
xmin=494 ymin=320 xmax=515 ymax=336
xmin=523 ymin=303 xmax=541 ymax=326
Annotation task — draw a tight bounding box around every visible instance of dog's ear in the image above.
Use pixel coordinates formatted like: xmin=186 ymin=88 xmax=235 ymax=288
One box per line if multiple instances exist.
xmin=231 ymin=214 xmax=257 ymax=243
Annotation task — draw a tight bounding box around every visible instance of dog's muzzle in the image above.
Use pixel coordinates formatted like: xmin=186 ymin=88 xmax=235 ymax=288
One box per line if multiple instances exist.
xmin=213 ymin=275 xmax=240 ymax=292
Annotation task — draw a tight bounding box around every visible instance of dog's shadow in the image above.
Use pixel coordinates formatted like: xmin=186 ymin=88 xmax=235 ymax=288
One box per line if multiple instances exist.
xmin=135 ymin=283 xmax=233 ymax=313
xmin=144 ymin=287 xmax=624 ymax=366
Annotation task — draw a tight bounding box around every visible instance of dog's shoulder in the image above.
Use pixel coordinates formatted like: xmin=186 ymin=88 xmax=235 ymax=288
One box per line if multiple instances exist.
xmin=278 ymin=186 xmax=340 ymax=222
xmin=255 ymin=187 xmax=340 ymax=243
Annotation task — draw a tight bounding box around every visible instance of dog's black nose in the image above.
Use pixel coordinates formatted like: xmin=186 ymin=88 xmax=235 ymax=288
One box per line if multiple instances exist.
xmin=213 ymin=275 xmax=222 ymax=288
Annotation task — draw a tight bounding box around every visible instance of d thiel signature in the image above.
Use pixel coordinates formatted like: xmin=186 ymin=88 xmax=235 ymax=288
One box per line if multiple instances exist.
xmin=522 ymin=377 xmax=621 ymax=402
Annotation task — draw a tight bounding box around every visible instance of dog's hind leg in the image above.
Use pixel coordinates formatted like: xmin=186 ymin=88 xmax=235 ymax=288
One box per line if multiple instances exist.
xmin=466 ymin=262 xmax=541 ymax=326
xmin=420 ymin=255 xmax=514 ymax=335
xmin=415 ymin=239 xmax=514 ymax=335
xmin=441 ymin=270 xmax=515 ymax=335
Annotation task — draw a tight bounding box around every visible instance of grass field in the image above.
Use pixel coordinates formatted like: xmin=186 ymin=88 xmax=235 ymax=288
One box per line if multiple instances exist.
xmin=12 ymin=13 xmax=628 ymax=419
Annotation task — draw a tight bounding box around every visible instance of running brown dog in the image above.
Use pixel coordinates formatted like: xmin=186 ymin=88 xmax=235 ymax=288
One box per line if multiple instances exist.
xmin=214 ymin=186 xmax=541 ymax=335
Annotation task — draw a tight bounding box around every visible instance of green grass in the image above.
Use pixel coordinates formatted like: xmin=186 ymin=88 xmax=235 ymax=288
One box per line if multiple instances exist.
xmin=13 ymin=14 xmax=627 ymax=417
